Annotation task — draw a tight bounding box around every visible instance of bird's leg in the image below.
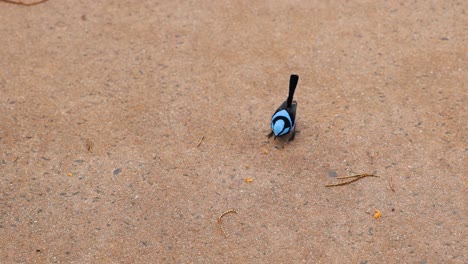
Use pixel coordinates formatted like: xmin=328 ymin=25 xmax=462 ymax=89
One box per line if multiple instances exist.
xmin=267 ymin=131 xmax=274 ymax=138
xmin=288 ymin=126 xmax=296 ymax=142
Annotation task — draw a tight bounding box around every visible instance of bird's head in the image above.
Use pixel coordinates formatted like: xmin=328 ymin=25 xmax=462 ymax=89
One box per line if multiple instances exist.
xmin=272 ymin=119 xmax=285 ymax=139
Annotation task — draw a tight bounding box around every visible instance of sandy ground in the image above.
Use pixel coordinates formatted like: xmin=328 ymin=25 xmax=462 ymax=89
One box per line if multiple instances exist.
xmin=0 ymin=0 xmax=466 ymax=263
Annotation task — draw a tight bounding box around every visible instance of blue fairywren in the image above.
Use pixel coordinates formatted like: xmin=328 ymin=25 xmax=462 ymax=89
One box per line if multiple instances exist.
xmin=268 ymin=74 xmax=299 ymax=141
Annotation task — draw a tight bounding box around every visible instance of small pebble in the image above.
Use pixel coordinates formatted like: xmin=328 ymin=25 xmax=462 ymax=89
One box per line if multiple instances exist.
xmin=113 ymin=168 xmax=122 ymax=175
xmin=328 ymin=170 xmax=338 ymax=178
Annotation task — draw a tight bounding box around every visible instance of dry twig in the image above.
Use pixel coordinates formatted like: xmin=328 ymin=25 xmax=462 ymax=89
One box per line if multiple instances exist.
xmin=388 ymin=175 xmax=395 ymax=192
xmin=0 ymin=0 xmax=49 ymax=6
xmin=196 ymin=135 xmax=204 ymax=147
xmin=326 ymin=174 xmax=379 ymax=187
xmin=217 ymin=209 xmax=238 ymax=237
xmin=85 ymin=138 xmax=94 ymax=153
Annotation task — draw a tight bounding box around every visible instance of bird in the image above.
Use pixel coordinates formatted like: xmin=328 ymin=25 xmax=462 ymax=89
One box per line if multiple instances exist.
xmin=268 ymin=74 xmax=299 ymax=141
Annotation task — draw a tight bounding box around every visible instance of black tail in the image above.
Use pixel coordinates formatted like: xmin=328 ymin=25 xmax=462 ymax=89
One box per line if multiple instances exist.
xmin=287 ymin=74 xmax=299 ymax=107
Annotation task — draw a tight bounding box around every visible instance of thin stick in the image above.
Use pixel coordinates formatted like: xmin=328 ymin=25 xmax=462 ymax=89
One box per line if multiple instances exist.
xmin=336 ymin=174 xmax=378 ymax=179
xmin=85 ymin=138 xmax=94 ymax=153
xmin=325 ymin=176 xmax=364 ymax=187
xmin=196 ymin=135 xmax=204 ymax=147
xmin=217 ymin=209 xmax=238 ymax=237
xmin=389 ymin=175 xmax=395 ymax=192
xmin=325 ymin=174 xmax=379 ymax=187
xmin=0 ymin=0 xmax=49 ymax=6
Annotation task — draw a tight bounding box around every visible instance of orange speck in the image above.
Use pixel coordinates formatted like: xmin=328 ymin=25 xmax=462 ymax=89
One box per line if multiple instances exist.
xmin=67 ymin=172 xmax=73 ymax=177
xmin=245 ymin=178 xmax=253 ymax=183
xmin=264 ymin=149 xmax=269 ymax=154
xmin=373 ymin=209 xmax=382 ymax=219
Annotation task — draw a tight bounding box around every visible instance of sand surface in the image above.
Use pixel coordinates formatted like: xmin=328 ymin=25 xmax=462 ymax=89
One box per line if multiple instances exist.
xmin=0 ymin=0 xmax=466 ymax=263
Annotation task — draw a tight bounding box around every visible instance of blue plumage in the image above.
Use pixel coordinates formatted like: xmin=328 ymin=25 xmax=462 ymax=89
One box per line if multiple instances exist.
xmin=268 ymin=74 xmax=299 ymax=141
